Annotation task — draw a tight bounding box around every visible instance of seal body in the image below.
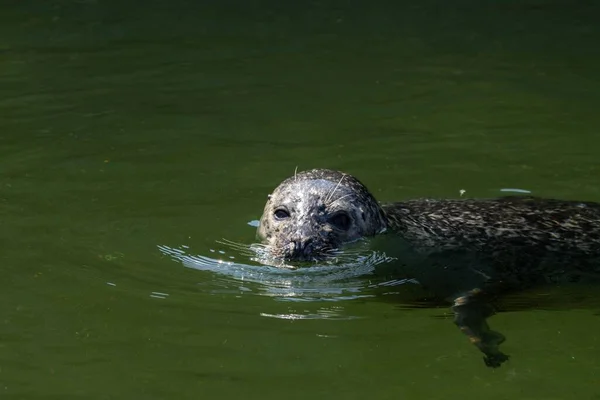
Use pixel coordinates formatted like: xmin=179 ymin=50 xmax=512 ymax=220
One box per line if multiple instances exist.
xmin=383 ymin=197 xmax=600 ymax=287
xmin=257 ymin=168 xmax=600 ymax=367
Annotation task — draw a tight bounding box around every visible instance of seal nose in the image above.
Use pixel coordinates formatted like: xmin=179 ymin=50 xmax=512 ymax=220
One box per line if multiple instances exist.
xmin=287 ymin=237 xmax=314 ymax=260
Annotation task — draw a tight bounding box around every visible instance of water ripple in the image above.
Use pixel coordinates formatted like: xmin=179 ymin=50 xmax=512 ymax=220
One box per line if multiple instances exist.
xmin=157 ymin=243 xmax=409 ymax=302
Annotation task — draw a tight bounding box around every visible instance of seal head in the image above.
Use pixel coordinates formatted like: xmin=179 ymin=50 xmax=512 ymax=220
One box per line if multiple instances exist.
xmin=257 ymin=169 xmax=387 ymax=262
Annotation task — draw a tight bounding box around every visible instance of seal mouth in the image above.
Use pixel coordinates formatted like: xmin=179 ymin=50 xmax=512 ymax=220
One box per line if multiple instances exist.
xmin=249 ymin=241 xmax=339 ymax=265
xmin=279 ymin=243 xmax=364 ymax=266
xmin=243 ymin=238 xmax=378 ymax=269
xmin=254 ymin=236 xmax=375 ymax=266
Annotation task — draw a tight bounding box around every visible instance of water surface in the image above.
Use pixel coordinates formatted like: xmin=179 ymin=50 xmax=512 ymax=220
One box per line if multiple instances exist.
xmin=2 ymin=0 xmax=600 ymax=398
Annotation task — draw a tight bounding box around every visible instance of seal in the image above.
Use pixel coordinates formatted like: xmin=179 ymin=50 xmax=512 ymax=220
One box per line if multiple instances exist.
xmin=257 ymin=168 xmax=600 ymax=367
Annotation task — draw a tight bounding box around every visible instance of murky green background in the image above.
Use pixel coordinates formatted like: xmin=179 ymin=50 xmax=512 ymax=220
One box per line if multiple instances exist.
xmin=2 ymin=0 xmax=600 ymax=398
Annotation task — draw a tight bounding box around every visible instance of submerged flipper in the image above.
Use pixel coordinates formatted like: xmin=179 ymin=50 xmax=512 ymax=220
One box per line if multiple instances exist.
xmin=452 ymin=289 xmax=510 ymax=368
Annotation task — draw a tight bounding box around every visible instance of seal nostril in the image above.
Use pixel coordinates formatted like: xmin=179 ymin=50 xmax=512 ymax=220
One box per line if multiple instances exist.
xmin=302 ymin=238 xmax=314 ymax=255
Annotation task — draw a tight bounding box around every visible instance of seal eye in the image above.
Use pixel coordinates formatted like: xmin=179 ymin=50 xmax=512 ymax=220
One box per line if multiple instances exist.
xmin=274 ymin=209 xmax=290 ymax=220
xmin=329 ymin=212 xmax=351 ymax=231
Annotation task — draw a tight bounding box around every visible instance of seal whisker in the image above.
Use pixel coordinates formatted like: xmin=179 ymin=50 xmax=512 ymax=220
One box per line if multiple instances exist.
xmin=216 ymin=239 xmax=262 ymax=257
xmin=217 ymin=238 xmax=250 ymax=250
xmin=328 ymin=193 xmax=353 ymax=208
xmin=325 ymin=173 xmax=346 ymax=204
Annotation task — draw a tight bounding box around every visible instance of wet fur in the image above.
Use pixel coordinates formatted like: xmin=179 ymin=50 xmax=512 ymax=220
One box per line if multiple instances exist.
xmin=258 ymin=169 xmax=600 ymax=367
xmin=384 ymin=197 xmax=600 ymax=287
xmin=258 ymin=169 xmax=386 ymax=262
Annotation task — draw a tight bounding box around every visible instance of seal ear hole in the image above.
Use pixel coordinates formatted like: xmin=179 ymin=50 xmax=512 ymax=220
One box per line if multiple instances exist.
xmin=329 ymin=212 xmax=351 ymax=231
xmin=274 ymin=209 xmax=290 ymax=220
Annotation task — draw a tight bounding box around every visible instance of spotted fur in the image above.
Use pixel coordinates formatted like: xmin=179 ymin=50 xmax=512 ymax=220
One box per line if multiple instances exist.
xmin=384 ymin=197 xmax=600 ymax=287
xmin=257 ymin=169 xmax=386 ymax=262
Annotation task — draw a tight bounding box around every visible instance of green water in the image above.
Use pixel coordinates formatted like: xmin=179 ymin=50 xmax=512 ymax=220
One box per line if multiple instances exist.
xmin=2 ymin=0 xmax=600 ymax=398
